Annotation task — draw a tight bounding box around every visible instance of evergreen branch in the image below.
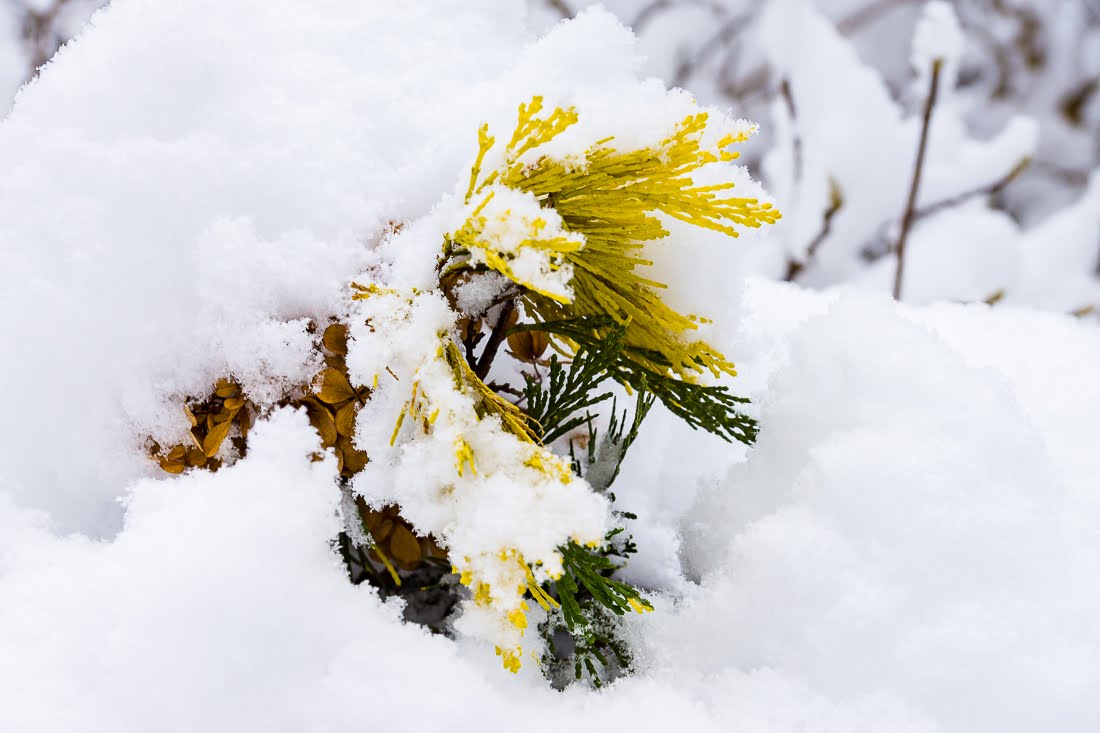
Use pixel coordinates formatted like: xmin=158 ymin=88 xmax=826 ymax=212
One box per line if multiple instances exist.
xmin=520 ymin=323 xmax=624 ymax=444
xmin=602 ymin=390 xmax=657 ymax=488
xmin=514 ymin=316 xmax=758 ymax=444
xmin=553 ymin=541 xmax=651 ymax=630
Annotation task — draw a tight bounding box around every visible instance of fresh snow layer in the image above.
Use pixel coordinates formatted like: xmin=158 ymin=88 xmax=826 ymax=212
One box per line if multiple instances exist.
xmin=2 ymin=1 xmax=1100 ymax=731
xmin=3 ymin=280 xmax=1100 ymax=732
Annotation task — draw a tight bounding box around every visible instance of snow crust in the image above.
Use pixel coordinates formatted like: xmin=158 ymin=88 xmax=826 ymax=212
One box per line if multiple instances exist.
xmin=2 ymin=1 xmax=1100 ymax=731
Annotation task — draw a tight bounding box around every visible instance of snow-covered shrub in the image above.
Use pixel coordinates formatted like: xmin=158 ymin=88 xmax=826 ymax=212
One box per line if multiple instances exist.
xmin=6 ymin=3 xmax=1100 ymax=729
xmin=144 ymin=92 xmax=779 ymax=683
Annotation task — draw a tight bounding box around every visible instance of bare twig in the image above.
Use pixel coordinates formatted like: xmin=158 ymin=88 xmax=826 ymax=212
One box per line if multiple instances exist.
xmin=1071 ymin=304 xmax=1097 ymax=318
xmin=1030 ymin=160 xmax=1089 ymax=187
xmin=488 ymin=381 xmax=525 ymax=400
xmin=1094 ymin=231 xmax=1100 ymax=277
xmin=632 ymin=0 xmax=724 ymax=34
xmin=544 ymin=0 xmax=572 ymax=20
xmin=671 ymin=12 xmax=752 ymax=87
xmin=785 ymin=180 xmax=842 ymax=281
xmin=779 ymin=78 xmax=802 ymax=185
xmin=19 ymin=0 xmax=73 ymax=76
xmin=719 ymin=65 xmax=770 ymax=103
xmin=894 ymin=58 xmax=942 ymax=300
xmin=914 ymin=156 xmax=1031 ymax=220
xmin=982 ymin=289 xmax=1006 ymax=305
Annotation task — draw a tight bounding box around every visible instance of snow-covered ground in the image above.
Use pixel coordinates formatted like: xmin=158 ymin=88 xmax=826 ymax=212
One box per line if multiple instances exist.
xmin=2 ymin=2 xmax=1099 ymax=731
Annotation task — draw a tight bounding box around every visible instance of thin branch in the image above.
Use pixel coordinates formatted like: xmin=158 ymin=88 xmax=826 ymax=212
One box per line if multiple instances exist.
xmin=785 ymin=181 xmax=842 ymax=281
xmin=719 ymin=65 xmax=770 ymax=103
xmin=474 ymin=299 xmax=516 ymax=381
xmin=632 ymin=0 xmax=724 ymax=34
xmin=914 ymin=156 xmax=1031 ymax=220
xmin=894 ymin=58 xmax=942 ymax=301
xmin=779 ymin=78 xmax=802 ymax=185
xmin=488 ymin=381 xmax=525 ymax=400
xmin=544 ymin=0 xmax=572 ymax=20
xmin=461 ymin=321 xmax=483 ymax=366
xmin=671 ymin=12 xmax=752 ymax=88
xmin=1071 ymin=304 xmax=1097 ymax=318
xmin=1030 ymin=159 xmax=1089 ymax=187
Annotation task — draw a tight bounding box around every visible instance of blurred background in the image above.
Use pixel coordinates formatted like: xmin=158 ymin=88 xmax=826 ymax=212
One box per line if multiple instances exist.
xmin=4 ymin=0 xmax=1098 ymax=315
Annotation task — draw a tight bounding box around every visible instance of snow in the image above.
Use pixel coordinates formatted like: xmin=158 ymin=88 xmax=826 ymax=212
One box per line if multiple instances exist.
xmin=2 ymin=0 xmax=1100 ymax=731
xmin=911 ymin=1 xmax=964 ymax=72
xmin=4 ymin=278 xmax=1100 ymax=731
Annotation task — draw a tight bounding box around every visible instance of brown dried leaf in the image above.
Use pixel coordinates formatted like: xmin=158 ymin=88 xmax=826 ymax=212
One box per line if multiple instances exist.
xmin=238 ymin=405 xmax=251 ymax=439
xmin=425 ymin=534 xmax=447 ymax=559
xmin=166 ymin=445 xmax=186 ymax=461
xmin=507 ymin=329 xmax=549 ymax=362
xmin=306 ymin=402 xmax=338 ymax=447
xmin=203 ymin=419 xmax=233 ymax=457
xmin=336 ymin=435 xmax=367 ymax=474
xmin=316 ymin=368 xmax=356 ymax=404
xmin=457 ymin=317 xmax=483 ymax=343
xmin=159 ymin=459 xmax=186 ymax=475
xmin=335 ymin=401 xmax=357 ymax=437
xmin=389 ymin=523 xmax=423 ymax=569
xmin=322 ymin=323 xmax=348 ymax=355
xmin=223 ymin=396 xmax=245 ymax=410
xmin=357 ymin=498 xmax=380 ymax=530
xmin=372 ymin=516 xmax=394 ymax=544
xmin=182 ymin=403 xmax=198 ymax=427
xmin=214 ymin=379 xmax=239 ymax=398
xmin=185 ymin=447 xmax=206 ymax=467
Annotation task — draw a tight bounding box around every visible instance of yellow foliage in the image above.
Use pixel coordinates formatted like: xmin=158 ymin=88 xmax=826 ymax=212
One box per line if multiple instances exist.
xmin=450 ymin=96 xmax=781 ymax=382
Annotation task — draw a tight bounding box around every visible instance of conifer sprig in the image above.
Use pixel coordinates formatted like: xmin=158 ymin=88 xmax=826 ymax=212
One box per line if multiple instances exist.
xmin=453 ymin=96 xmax=780 ymax=387
xmin=521 ymin=324 xmax=625 ymax=445
xmin=554 ymin=541 xmax=653 ymax=629
xmin=513 ymin=316 xmax=758 ymax=444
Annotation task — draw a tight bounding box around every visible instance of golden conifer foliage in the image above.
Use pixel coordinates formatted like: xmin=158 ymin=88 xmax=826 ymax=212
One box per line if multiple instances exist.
xmin=450 ymin=96 xmax=781 ymax=382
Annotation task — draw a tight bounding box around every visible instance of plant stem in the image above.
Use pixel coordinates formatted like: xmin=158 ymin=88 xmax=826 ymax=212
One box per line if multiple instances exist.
xmin=894 ymin=58 xmax=942 ymax=300
xmin=474 ymin=299 xmax=516 ymax=380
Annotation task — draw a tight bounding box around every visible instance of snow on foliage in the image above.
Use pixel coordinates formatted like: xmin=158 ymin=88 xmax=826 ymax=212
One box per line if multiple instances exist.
xmin=1 ymin=0 xmax=1100 ymax=731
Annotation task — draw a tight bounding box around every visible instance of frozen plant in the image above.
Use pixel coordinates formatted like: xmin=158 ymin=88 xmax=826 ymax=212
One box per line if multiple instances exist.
xmin=150 ymin=95 xmax=780 ymax=684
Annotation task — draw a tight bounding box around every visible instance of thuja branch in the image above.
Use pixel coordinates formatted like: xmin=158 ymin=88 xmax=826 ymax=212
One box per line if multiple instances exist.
xmin=894 ymin=57 xmax=942 ymax=300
